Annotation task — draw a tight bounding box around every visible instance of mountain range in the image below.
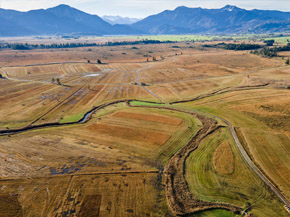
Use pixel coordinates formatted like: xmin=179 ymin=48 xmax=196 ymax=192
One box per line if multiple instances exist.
xmin=132 ymin=5 xmax=290 ymax=34
xmin=0 ymin=4 xmax=138 ymax=36
xmin=0 ymin=4 xmax=290 ymax=37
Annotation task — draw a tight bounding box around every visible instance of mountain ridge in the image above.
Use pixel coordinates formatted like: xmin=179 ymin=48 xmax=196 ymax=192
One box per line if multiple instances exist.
xmin=0 ymin=4 xmax=290 ymax=36
xmin=0 ymin=4 xmax=140 ymax=36
xmin=132 ymin=5 xmax=290 ymax=34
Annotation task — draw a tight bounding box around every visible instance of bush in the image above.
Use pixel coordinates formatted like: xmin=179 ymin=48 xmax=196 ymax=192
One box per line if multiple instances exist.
xmin=56 ymin=78 xmax=61 ymax=85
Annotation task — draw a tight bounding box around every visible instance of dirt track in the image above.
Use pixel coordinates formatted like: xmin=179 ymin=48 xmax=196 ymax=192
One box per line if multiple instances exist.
xmin=135 ymin=66 xmax=166 ymax=103
xmin=170 ymin=83 xmax=270 ymax=105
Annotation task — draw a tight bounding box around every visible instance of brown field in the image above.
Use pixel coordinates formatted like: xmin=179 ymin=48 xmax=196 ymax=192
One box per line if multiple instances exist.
xmin=0 ymin=173 xmax=166 ymax=217
xmin=113 ymin=111 xmax=183 ymax=125
xmin=0 ymin=105 xmax=192 ymax=178
xmin=87 ymin=123 xmax=171 ymax=146
xmin=213 ymin=142 xmax=235 ymax=175
xmin=0 ymin=38 xmax=289 ymax=216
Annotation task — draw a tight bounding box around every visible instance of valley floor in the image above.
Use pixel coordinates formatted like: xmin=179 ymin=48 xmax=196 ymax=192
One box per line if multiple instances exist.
xmin=0 ymin=42 xmax=289 ymax=216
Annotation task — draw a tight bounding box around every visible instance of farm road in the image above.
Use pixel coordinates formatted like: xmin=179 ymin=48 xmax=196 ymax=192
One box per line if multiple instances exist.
xmin=135 ymin=65 xmax=166 ymax=103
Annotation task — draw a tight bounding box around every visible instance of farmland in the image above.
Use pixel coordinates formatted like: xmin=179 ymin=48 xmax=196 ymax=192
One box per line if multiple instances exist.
xmin=0 ymin=37 xmax=289 ymax=216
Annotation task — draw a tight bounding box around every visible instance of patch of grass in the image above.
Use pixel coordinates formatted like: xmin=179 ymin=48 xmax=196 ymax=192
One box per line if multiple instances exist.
xmin=129 ymin=100 xmax=166 ymax=107
xmin=264 ymin=36 xmax=290 ymax=45
xmin=93 ymin=34 xmax=290 ymax=43
xmin=59 ymin=112 xmax=86 ymax=123
xmin=188 ymin=209 xmax=235 ymax=217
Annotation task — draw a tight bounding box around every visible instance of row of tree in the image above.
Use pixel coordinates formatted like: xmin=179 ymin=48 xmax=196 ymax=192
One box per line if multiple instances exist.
xmin=203 ymin=43 xmax=263 ymax=50
xmin=0 ymin=40 xmax=176 ymax=51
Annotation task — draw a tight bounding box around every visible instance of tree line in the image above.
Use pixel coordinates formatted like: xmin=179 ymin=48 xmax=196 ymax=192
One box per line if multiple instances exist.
xmin=203 ymin=43 xmax=263 ymax=50
xmin=202 ymin=41 xmax=290 ymax=59
xmin=0 ymin=40 xmax=175 ymax=50
xmin=250 ymin=43 xmax=290 ymax=57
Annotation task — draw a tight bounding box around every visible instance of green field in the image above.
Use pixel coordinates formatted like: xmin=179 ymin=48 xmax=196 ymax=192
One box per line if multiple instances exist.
xmin=264 ymin=36 xmax=290 ymax=45
xmin=188 ymin=209 xmax=235 ymax=217
xmin=88 ymin=34 xmax=290 ymax=44
xmin=59 ymin=112 xmax=86 ymax=123
xmin=185 ymin=127 xmax=288 ymax=216
xmin=129 ymin=100 xmax=166 ymax=107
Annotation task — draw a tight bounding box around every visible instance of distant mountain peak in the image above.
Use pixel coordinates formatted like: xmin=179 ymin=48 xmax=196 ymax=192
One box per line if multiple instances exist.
xmin=222 ymin=5 xmax=240 ymax=12
xmin=174 ymin=6 xmax=202 ymax=12
xmin=175 ymin=6 xmax=189 ymax=10
xmin=102 ymin=15 xmax=141 ymax=25
xmin=51 ymin=4 xmax=72 ymax=9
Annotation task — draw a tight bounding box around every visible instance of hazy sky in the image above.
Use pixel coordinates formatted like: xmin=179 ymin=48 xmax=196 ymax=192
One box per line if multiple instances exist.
xmin=1 ymin=0 xmax=290 ymax=18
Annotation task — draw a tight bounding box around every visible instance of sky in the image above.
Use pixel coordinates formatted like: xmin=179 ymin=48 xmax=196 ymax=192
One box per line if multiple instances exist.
xmin=1 ymin=0 xmax=290 ymax=18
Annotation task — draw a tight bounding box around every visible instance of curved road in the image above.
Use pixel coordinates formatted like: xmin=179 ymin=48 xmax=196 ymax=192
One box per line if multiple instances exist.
xmin=215 ymin=115 xmax=290 ymax=208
